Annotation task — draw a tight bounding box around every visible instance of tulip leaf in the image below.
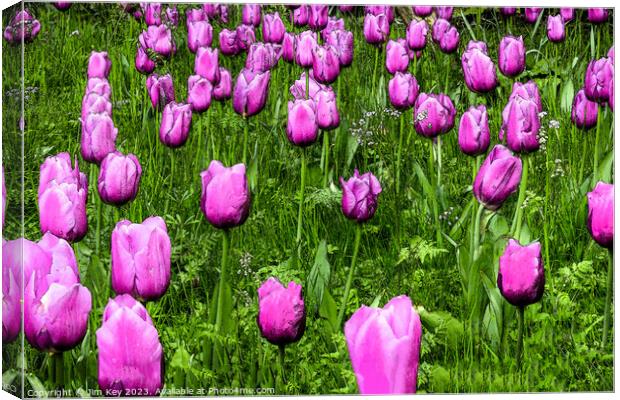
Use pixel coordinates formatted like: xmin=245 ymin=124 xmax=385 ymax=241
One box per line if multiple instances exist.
xmin=369 ymin=294 xmax=382 ymax=308
xmin=480 ymin=270 xmax=503 ymax=349
xmin=488 ymin=214 xmax=509 ymax=241
xmin=560 ymin=80 xmax=575 ymax=114
xmin=597 ymin=149 xmax=614 ymax=183
xmin=344 ymin=134 xmax=358 ymax=172
xmin=307 ymin=240 xmax=331 ymax=315
xmin=171 ymin=347 xmax=191 ymax=371
xmin=2 ymin=369 xmax=18 ymax=387
xmin=26 ymin=374 xmax=47 ymax=398
xmin=319 ymin=289 xmax=338 ymax=333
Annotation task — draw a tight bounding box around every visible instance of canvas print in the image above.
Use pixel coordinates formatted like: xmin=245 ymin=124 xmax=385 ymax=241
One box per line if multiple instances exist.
xmin=1 ymin=2 xmax=615 ymax=397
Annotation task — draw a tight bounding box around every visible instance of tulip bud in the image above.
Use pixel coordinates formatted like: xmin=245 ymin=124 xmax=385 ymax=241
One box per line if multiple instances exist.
xmin=97 ymin=295 xmax=163 ymax=396
xmin=340 ymin=170 xmax=382 ymax=222
xmin=587 ymin=182 xmax=614 ymax=249
xmin=339 ymin=6 xmax=353 ymax=13
xmin=246 ymin=42 xmax=281 ymax=73
xmin=498 ymin=239 xmax=545 ymax=307
xmin=498 ymin=36 xmax=525 ymax=77
xmin=315 ymin=88 xmax=340 ymax=130
xmin=195 ymin=47 xmax=221 ymax=84
xmin=363 ymin=13 xmax=390 ymax=44
xmin=216 ymin=30 xmax=236 ymax=58
xmin=571 ymin=88 xmax=599 ymax=129
xmin=413 ymin=6 xmax=432 ymax=17
xmin=588 ymin=8 xmax=608 ymax=24
xmin=38 ymin=152 xmax=87 ymax=199
xmin=143 ymin=3 xmax=161 ymax=26
xmin=524 ymin=8 xmax=543 ymax=24
xmin=263 ymin=12 xmax=286 ymax=44
xmin=164 ymin=6 xmax=178 ymax=26
xmin=290 ymin=71 xmax=325 ymax=100
xmin=282 ymin=32 xmax=296 ymax=62
xmin=187 ymin=74 xmax=213 ymax=112
xmin=287 ymin=99 xmax=319 ymax=146
xmin=186 ymin=8 xmax=206 ymax=25
xmin=546 ymin=15 xmax=565 ymax=43
xmin=159 ymin=102 xmax=192 ymax=148
xmin=458 ymin=105 xmax=490 ymax=156
xmin=111 ymin=217 xmax=171 ymax=301
xmin=135 ymin=45 xmax=156 ymax=75
xmin=233 ymin=68 xmax=270 ymax=117
xmin=139 ymin=24 xmax=175 ymax=58
xmin=146 ymin=73 xmax=175 ymax=111
xmin=3 ymin=9 xmax=41 ymax=44
xmin=87 ymin=51 xmax=112 ymax=79
xmin=257 ymin=278 xmax=306 ymax=345
xmin=560 ymin=8 xmax=574 ymax=22
xmin=292 ymin=5 xmax=309 ymax=27
xmin=187 ymin=19 xmax=213 ymax=53
xmin=432 ymin=19 xmax=459 ymax=53
xmin=345 ymin=295 xmax=422 ymax=394
xmin=435 ymin=6 xmax=453 ymax=20
xmin=584 ymin=58 xmax=613 ymax=103
xmin=608 ymin=46 xmax=614 ymax=64
xmin=38 ymin=231 xmax=79 ymax=277
xmin=509 ymin=81 xmax=542 ymax=112
xmin=500 ymin=8 xmax=516 ymax=16
xmin=388 ymin=72 xmax=419 ymax=110
xmin=462 ymin=41 xmax=498 ymax=93
xmin=365 ymin=6 xmax=394 ymax=22
xmin=473 ymin=145 xmax=522 ymax=210
xmin=501 ymin=97 xmax=541 ymax=154
xmin=321 ymin=17 xmax=345 ymax=39
xmin=213 ymin=68 xmax=232 ymax=101
xmin=53 ymin=2 xmax=72 ymax=10
xmin=295 ymin=30 xmax=318 ymax=68
xmin=80 ymin=112 xmax=118 ymax=164
xmin=235 ymin=24 xmax=256 ymax=52
xmin=97 ymin=152 xmax=142 ymax=206
xmin=85 ymin=77 xmax=111 ymax=98
xmin=324 ymin=29 xmax=354 ymax=67
xmin=308 ymin=5 xmax=329 ymax=30
xmin=2 ymin=239 xmax=21 ymax=343
xmin=81 ymin=92 xmax=112 ymax=122
xmin=385 ymin=39 xmax=409 ymax=74
xmin=242 ymin=4 xmax=262 ymax=27
xmin=312 ymin=44 xmax=340 ymax=84
xmin=413 ymin=92 xmax=456 ymax=138
xmin=200 ymin=161 xmax=251 ymax=229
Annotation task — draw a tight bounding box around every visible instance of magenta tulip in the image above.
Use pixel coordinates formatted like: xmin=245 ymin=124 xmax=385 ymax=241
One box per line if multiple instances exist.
xmin=159 ymin=102 xmax=192 ymax=148
xmin=143 ymin=3 xmax=161 ymax=26
xmin=571 ymin=88 xmax=599 ymax=129
xmin=246 ymin=42 xmax=281 ymax=73
xmin=501 ymin=97 xmax=541 ymax=153
xmin=413 ymin=92 xmax=456 ymax=138
xmin=135 ymin=45 xmax=156 ymax=75
xmin=308 ymin=5 xmax=329 ymax=30
xmin=235 ymin=24 xmax=256 ymax=51
xmin=257 ymin=278 xmax=306 ymax=346
xmin=500 ymin=8 xmax=516 ymax=16
xmin=312 ymin=44 xmax=340 ymax=84
xmin=363 ymin=13 xmax=390 ymax=44
xmin=508 ymin=81 xmax=542 ymax=113
xmin=53 ymin=2 xmax=72 ymax=10
xmin=1 ymin=166 xmax=6 ymax=229
xmin=524 ymin=8 xmax=543 ymax=24
xmin=213 ymin=68 xmax=232 ymax=101
xmin=462 ymin=41 xmax=498 ymax=93
xmin=87 ymin=51 xmax=111 ymax=79
xmin=588 ymin=8 xmax=608 ymax=24
xmin=164 ymin=6 xmax=178 ymax=26
xmin=560 ymin=8 xmax=574 ymax=22
xmin=187 ymin=74 xmax=213 ymax=113
xmin=585 ymin=58 xmax=613 ymax=103
xmin=498 ymin=239 xmax=545 ymax=307
xmin=233 ymin=68 xmax=270 ymax=117
xmin=287 ymin=99 xmax=319 ymax=147
xmin=315 ymin=88 xmax=340 ymax=130
xmin=473 ymin=145 xmax=522 ymax=210
xmin=200 ymin=161 xmax=251 ymax=229
xmin=3 ymin=9 xmax=41 ymax=44
xmin=242 ymin=4 xmax=261 ymax=27
xmin=547 ymin=15 xmax=565 ymax=43
xmin=413 ymin=6 xmax=432 ymax=17
xmin=498 ymin=36 xmax=525 ymax=77
xmin=292 ymin=5 xmax=309 ymax=27
xmin=282 ymin=32 xmax=296 ymax=62
xmin=388 ymin=72 xmax=419 ymax=110
xmin=324 ymin=29 xmax=354 ymax=67
xmin=219 ymin=29 xmax=240 ymax=56
xmin=84 ymin=77 xmax=111 ymax=98
xmin=187 ymin=19 xmax=213 ymax=53
xmin=80 ymin=112 xmax=118 ymax=164
xmin=322 ymin=17 xmax=345 ymax=38
xmin=385 ymin=39 xmax=409 ymax=74
xmin=97 ymin=152 xmax=142 ymax=206
xmin=432 ymin=19 xmax=459 ymax=53
xmin=340 ymin=170 xmax=382 ymax=222
xmin=587 ymin=182 xmax=614 ymax=249
xmin=81 ymin=92 xmax=112 ymax=122
xmin=458 ymin=105 xmax=490 ymax=156
xmin=195 ymin=47 xmax=221 ymax=84
xmin=365 ymin=6 xmax=394 ymax=22
xmin=138 ymin=24 xmax=175 ymax=58
xmin=2 ymin=239 xmax=21 ymax=343
xmin=435 ymin=6 xmax=453 ymax=20
xmin=263 ymin=12 xmax=285 ymax=44
xmin=406 ymin=19 xmax=428 ymax=51
xmin=295 ymin=30 xmax=318 ymax=68
xmin=146 ymin=73 xmax=175 ymax=111
xmin=290 ymin=71 xmax=325 ymax=100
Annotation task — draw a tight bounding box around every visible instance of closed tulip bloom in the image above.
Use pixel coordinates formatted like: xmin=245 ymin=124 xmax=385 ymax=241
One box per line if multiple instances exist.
xmin=587 ymin=182 xmax=614 ymax=249
xmin=432 ymin=20 xmax=459 ymax=53
xmin=213 ymin=68 xmax=232 ymax=101
xmin=325 ymin=29 xmax=354 ymax=67
xmin=509 ymin=81 xmax=542 ymax=112
xmin=459 ymin=105 xmax=490 ymax=156
xmin=363 ymin=13 xmax=390 ymax=44
xmin=547 ymin=15 xmax=565 ymax=43
xmin=233 ymin=68 xmax=270 ymax=117
xmin=139 ymin=24 xmax=175 ymax=58
xmin=53 ymin=2 xmax=72 ymax=10
xmin=38 ymin=231 xmax=79 ymax=277
xmin=462 ymin=42 xmax=498 ymax=93
xmin=187 ymin=19 xmax=213 ymax=53
xmin=159 ymin=102 xmax=192 ymax=148
xmin=524 ymin=8 xmax=543 ymax=24
xmin=413 ymin=92 xmax=456 ymax=138
xmin=3 ymin=9 xmax=41 ymax=44
xmin=187 ymin=75 xmax=213 ymax=112
xmin=560 ymin=8 xmax=574 ymax=22
xmin=406 ymin=19 xmax=428 ymax=51
xmin=111 ymin=217 xmax=171 ymax=301
xmin=81 ymin=113 xmax=118 ymax=164
xmin=413 ymin=6 xmax=432 ymax=17
xmin=257 ymin=278 xmax=306 ymax=346
xmin=81 ymin=93 xmax=112 ymax=122
xmin=135 ymin=45 xmax=156 ymax=74
xmin=146 ymin=73 xmax=175 ymax=111
xmin=295 ymin=30 xmax=318 ymax=68
xmin=315 ymin=88 xmax=340 ymax=130
xmin=366 ymin=6 xmax=394 ymax=22
xmin=500 ymin=7 xmax=517 ymax=16
xmin=85 ymin=77 xmax=111 ymax=98
xmin=87 ymin=51 xmax=111 ymax=79
xmin=292 ymin=5 xmax=309 ymax=27
xmin=571 ymin=89 xmax=599 ymax=129
xmin=38 ymin=152 xmax=87 ymax=199
xmin=312 ymin=44 xmax=340 ymax=84
xmin=388 ymin=72 xmax=419 ymax=110
xmin=235 ymin=24 xmax=256 ymax=52
xmin=503 ymin=97 xmax=541 ymax=153
xmin=585 ymin=58 xmax=613 ymax=102
xmin=186 ymin=7 xmax=206 ymax=25
xmin=200 ymin=161 xmax=251 ymax=229
xmin=143 ymin=3 xmax=161 ymax=26
xmin=385 ymin=39 xmax=409 ymax=74
xmin=263 ymin=12 xmax=285 ymax=43
xmin=282 ymin=32 xmax=296 ymax=62
xmin=97 ymin=295 xmax=163 ymax=396
xmin=498 ymin=240 xmax=545 ymax=307
xmin=195 ymin=47 xmax=220 ymax=84
xmin=2 ymin=241 xmax=21 ymax=343
xmin=97 ymin=152 xmax=142 ymax=206
xmin=498 ymin=36 xmax=525 ymax=77
xmin=435 ymin=6 xmax=453 ymax=20
xmin=309 ymin=5 xmax=329 ymax=30
xmin=242 ymin=4 xmax=261 ymax=27
xmin=473 ymin=145 xmax=522 ymax=210
xmin=287 ymin=99 xmax=319 ymax=147
xmin=340 ymin=170 xmax=382 ymax=222
xmin=219 ymin=29 xmax=239 ymax=56
xmin=321 ymin=17 xmax=345 ymax=38
xmin=246 ymin=43 xmax=281 ymax=73
xmin=39 ymin=180 xmax=88 ymax=242
xmin=290 ymin=71 xmax=325 ymax=100
xmin=588 ymin=8 xmax=608 ymax=23
xmin=345 ymin=295 xmax=422 ymax=394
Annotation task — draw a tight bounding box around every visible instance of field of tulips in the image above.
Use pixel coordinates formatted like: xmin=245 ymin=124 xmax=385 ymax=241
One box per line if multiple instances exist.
xmin=1 ymin=2 xmax=615 ymax=396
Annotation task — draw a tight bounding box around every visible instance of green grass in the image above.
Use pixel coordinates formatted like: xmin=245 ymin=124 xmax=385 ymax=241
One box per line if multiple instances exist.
xmin=2 ymin=3 xmax=614 ymax=395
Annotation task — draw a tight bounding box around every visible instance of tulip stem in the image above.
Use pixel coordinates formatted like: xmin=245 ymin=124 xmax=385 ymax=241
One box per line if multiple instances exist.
xmin=242 ymin=117 xmax=249 ymax=165
xmin=516 ymin=306 xmax=525 ymax=371
xmin=278 ymin=345 xmax=287 ymax=391
xmin=337 ymin=224 xmax=362 ymax=328
xmin=372 ymin=46 xmax=379 ymax=95
xmin=322 ymin=131 xmax=330 ymax=187
xmin=95 ymin=193 xmax=102 ymax=256
xmin=511 ymin=156 xmax=529 ymax=239
xmin=295 ymin=149 xmax=307 ymax=262
xmin=305 ymin=68 xmax=310 ymax=99
xmin=215 ymin=229 xmax=231 ymax=336
xmin=472 ymin=202 xmax=485 ymax=263
xmin=395 ymin=112 xmax=405 ymax=244
xmin=602 ymin=249 xmax=613 ymax=348
xmin=54 ymin=352 xmax=64 ymax=389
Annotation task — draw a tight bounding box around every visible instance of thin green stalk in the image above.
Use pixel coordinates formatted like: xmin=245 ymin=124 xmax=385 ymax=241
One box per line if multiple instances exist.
xmin=372 ymin=46 xmax=379 ymax=94
xmin=214 ymin=229 xmax=231 ymax=335
xmin=593 ymin=112 xmax=601 ymax=182
xmin=278 ymin=345 xmax=287 ymax=392
xmin=429 ymin=141 xmax=442 ymax=246
xmin=54 ymin=352 xmax=64 ymax=389
xmin=602 ymin=250 xmax=614 ymax=348
xmin=95 ymin=193 xmax=102 ymax=256
xmin=472 ymin=202 xmax=485 ymax=263
xmin=511 ymin=156 xmax=529 ymax=239
xmin=436 ymin=138 xmax=442 ymax=190
xmin=321 ymin=130 xmax=329 ymax=187
xmin=337 ymin=224 xmax=362 ymax=328
xmin=243 ymin=117 xmax=249 ymax=165
xmin=305 ymin=68 xmax=310 ymax=99
xmin=516 ymin=306 xmax=525 ymax=370
xmin=395 ymin=113 xmax=405 ymax=243
xmin=295 ymin=149 xmax=307 ymax=261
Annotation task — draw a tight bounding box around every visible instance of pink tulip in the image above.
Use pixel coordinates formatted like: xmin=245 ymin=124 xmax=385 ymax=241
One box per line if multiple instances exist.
xmin=340 ymin=170 xmax=382 ymax=222
xmin=263 ymin=12 xmax=285 ymax=44
xmin=287 ymin=98 xmax=319 ymax=146
xmin=290 ymin=71 xmax=325 ymax=100
xmin=413 ymin=6 xmax=432 ymax=17
xmin=462 ymin=40 xmax=498 ymax=93
xmin=187 ymin=74 xmax=213 ymax=113
xmin=547 ymin=15 xmax=565 ymax=43
xmin=200 ymin=161 xmax=251 ymax=229
xmin=324 ymin=29 xmax=354 ymax=67
xmin=386 ymin=39 xmax=409 ymax=74
xmin=235 ymin=24 xmax=256 ymax=52
xmin=2 ymin=239 xmax=21 ymax=343
xmin=295 ymin=30 xmax=318 ymax=68
xmin=164 ymin=6 xmax=178 ymax=26
xmin=257 ymin=278 xmax=306 ymax=346
xmin=159 ymin=102 xmax=192 ymax=148
xmin=473 ymin=145 xmax=522 ymax=210
xmin=219 ymin=29 xmax=240 ymax=56
xmin=584 ymin=57 xmax=613 ymax=103
xmin=87 ymin=51 xmax=111 ymax=79
xmin=97 ymin=152 xmax=142 ymax=206
xmin=315 ymin=88 xmax=340 ymax=130
xmin=498 ymin=36 xmax=526 ymax=77
xmin=524 ymin=8 xmax=543 ymax=24
xmin=187 ymin=19 xmax=213 ymax=53
xmin=213 ymin=68 xmax=232 ymax=101
xmin=282 ymin=32 xmax=296 ymax=62
xmin=321 ymin=17 xmax=345 ymax=38
xmin=588 ymin=8 xmax=608 ymax=24
xmin=560 ymin=8 xmax=574 ymax=22
xmin=80 ymin=112 xmax=118 ymax=164
xmin=246 ymin=42 xmax=281 ymax=73
xmin=308 ymin=5 xmax=329 ymax=30
xmin=435 ymin=6 xmax=453 ymax=20
xmin=135 ymin=45 xmax=156 ymax=74
xmin=3 ymin=9 xmax=41 ymax=44
xmin=587 ymin=182 xmax=614 ymax=249
xmin=312 ymin=44 xmax=340 ymax=84
xmin=413 ymin=92 xmax=456 ymax=138
xmin=406 ymin=19 xmax=428 ymax=51
xmin=458 ymin=105 xmax=490 ymax=156
xmin=498 ymin=240 xmax=545 ymax=307
xmin=363 ymin=13 xmax=390 ymax=44
xmin=142 ymin=2 xmax=161 ymax=26
xmin=291 ymin=5 xmax=309 ymax=27
xmin=571 ymin=88 xmax=599 ymax=129
xmin=146 ymin=73 xmax=175 ymax=111
xmin=81 ymin=92 xmax=112 ymax=122
xmin=500 ymin=96 xmax=541 ymax=153
xmin=85 ymin=77 xmax=111 ymax=98
xmin=388 ymin=72 xmax=419 ymax=110
xmin=232 ymin=68 xmax=270 ymax=117
xmin=242 ymin=4 xmax=262 ymax=27
xmin=432 ymin=19 xmax=459 ymax=53
xmin=195 ymin=47 xmax=221 ymax=84
xmin=138 ymin=24 xmax=175 ymax=58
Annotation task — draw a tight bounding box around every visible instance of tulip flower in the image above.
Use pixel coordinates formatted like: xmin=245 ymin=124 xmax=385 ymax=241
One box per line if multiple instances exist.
xmin=315 ymin=88 xmax=340 ymax=130
xmin=53 ymin=2 xmax=72 ymax=10
xmin=340 ymin=170 xmax=382 ymax=223
xmin=571 ymin=88 xmax=599 ymax=129
xmin=458 ymin=105 xmax=490 ymax=156
xmin=435 ymin=7 xmax=453 ymax=20
xmin=164 ymin=6 xmax=178 ymax=26
xmin=159 ymin=102 xmax=192 ymax=148
xmin=186 ymin=8 xmax=206 ymax=25
xmin=187 ymin=19 xmax=213 ymax=53
xmin=462 ymin=41 xmax=498 ymax=93
xmin=363 ymin=13 xmax=390 ymax=44
xmin=87 ymin=51 xmax=111 ymax=79
xmin=473 ymin=145 xmax=522 ymax=210
xmin=290 ymin=71 xmax=325 ymax=100
xmin=111 ymin=217 xmax=171 ymax=301
xmin=432 ymin=19 xmax=459 ymax=53
xmin=287 ymin=99 xmax=319 ymax=147
xmin=587 ymin=182 xmax=614 ymax=249
xmin=80 ymin=112 xmax=118 ymax=164
xmin=38 ymin=231 xmax=79 ymax=277
xmin=187 ymin=74 xmax=213 ymax=112
xmin=257 ymin=278 xmax=306 ymax=345
xmin=2 ymin=239 xmax=21 ymax=343
xmin=609 ymin=76 xmax=614 ymax=111
xmin=246 ymin=42 xmax=281 ymax=73
xmin=321 ymin=17 xmax=345 ymax=38
xmin=547 ymin=15 xmax=565 ymax=43
xmin=501 ymin=97 xmax=541 ymax=154
xmin=135 ymin=45 xmax=156 ymax=74
xmin=233 ymin=68 xmax=270 ymax=117
xmin=3 ymin=9 xmax=41 ymax=44
xmin=138 ymin=24 xmax=175 ymax=58
xmin=200 ymin=161 xmax=251 ymax=229
xmin=339 ymin=6 xmax=353 ymax=13
xmin=97 ymin=152 xmax=142 ymax=206
xmin=560 ymin=8 xmax=574 ymax=22
xmin=413 ymin=6 xmax=432 ymax=17
xmin=588 ymin=8 xmax=608 ymax=23
xmin=308 ymin=5 xmax=329 ymax=30
xmin=292 ymin=5 xmax=309 ymax=27
xmin=38 ymin=152 xmax=87 ymax=199
xmin=203 ymin=3 xmax=228 ymax=23
xmin=524 ymin=8 xmax=543 ymax=24
xmin=498 ymin=36 xmax=525 ymax=77
xmin=385 ymin=39 xmax=409 ymax=74
xmin=345 ymin=295 xmax=422 ymax=394
xmin=508 ymin=81 xmax=542 ymax=112
xmin=324 ymin=29 xmax=354 ymax=67
xmin=498 ymin=239 xmax=545 ymax=307
xmin=219 ymin=29 xmax=239 ymax=56
xmin=366 ymin=6 xmax=394 ymax=22
xmin=242 ymin=4 xmax=261 ymax=27
xmin=405 ymin=19 xmax=429 ymax=52
xmin=213 ymin=68 xmax=232 ymax=101
xmin=295 ymin=30 xmax=318 ymax=68
xmin=263 ymin=12 xmax=285 ymax=43
xmin=312 ymin=44 xmax=340 ymax=84
xmin=142 ymin=3 xmax=161 ymax=26
xmin=85 ymin=77 xmax=111 ymax=98
xmin=608 ymin=46 xmax=614 ymax=64
xmin=235 ymin=24 xmax=256 ymax=51
xmin=500 ymin=8 xmax=517 ymax=16
xmin=413 ymin=92 xmax=456 ymax=138
xmin=388 ymin=72 xmax=419 ymax=110
xmin=585 ymin=58 xmax=613 ymax=103
xmin=146 ymin=73 xmax=175 ymax=111
xmin=97 ymin=295 xmax=163 ymax=396
xmin=81 ymin=93 xmax=112 ymax=122
xmin=282 ymin=32 xmax=296 ymax=62
xmin=195 ymin=47 xmax=221 ymax=84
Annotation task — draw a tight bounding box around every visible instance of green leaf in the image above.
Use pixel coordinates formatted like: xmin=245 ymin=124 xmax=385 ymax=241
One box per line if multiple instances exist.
xmin=26 ymin=374 xmax=47 ymax=398
xmin=2 ymin=369 xmax=18 ymax=387
xmin=345 ymin=134 xmax=359 ymax=171
xmin=480 ymin=270 xmax=503 ymax=348
xmin=171 ymin=347 xmax=191 ymax=371
xmin=429 ymin=366 xmax=451 ymax=392
xmin=597 ymin=149 xmax=614 ymax=183
xmin=307 ymin=240 xmax=331 ymax=314
xmin=488 ymin=214 xmax=509 ymax=241
xmin=319 ymin=289 xmax=338 ymax=333
xmin=369 ymin=294 xmax=382 ymax=308
xmin=560 ymin=80 xmax=575 ymax=114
